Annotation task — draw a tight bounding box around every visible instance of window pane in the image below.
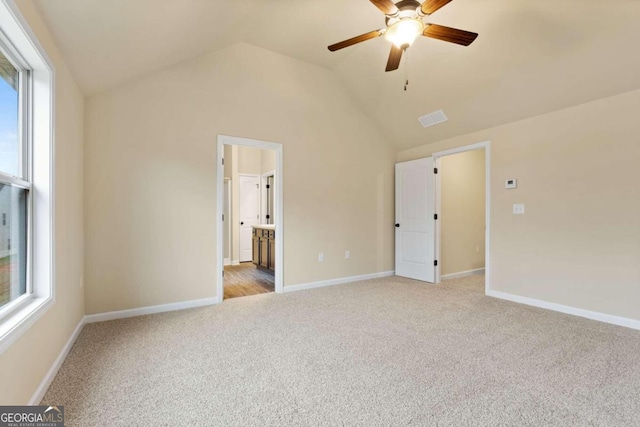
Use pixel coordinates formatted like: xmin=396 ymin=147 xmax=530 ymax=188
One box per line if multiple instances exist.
xmin=0 ymin=183 xmax=27 ymax=309
xmin=0 ymin=50 xmax=19 ymax=177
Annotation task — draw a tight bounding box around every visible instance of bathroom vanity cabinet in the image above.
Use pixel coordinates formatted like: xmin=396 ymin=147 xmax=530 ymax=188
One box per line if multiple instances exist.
xmin=252 ymin=225 xmax=275 ymax=273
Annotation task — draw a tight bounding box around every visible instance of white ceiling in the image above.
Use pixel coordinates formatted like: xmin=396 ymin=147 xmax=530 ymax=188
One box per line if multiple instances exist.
xmin=34 ymin=0 xmax=640 ymax=149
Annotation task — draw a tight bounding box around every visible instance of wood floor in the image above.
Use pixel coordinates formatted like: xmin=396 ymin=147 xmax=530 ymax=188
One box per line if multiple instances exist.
xmin=223 ymin=262 xmax=275 ymax=300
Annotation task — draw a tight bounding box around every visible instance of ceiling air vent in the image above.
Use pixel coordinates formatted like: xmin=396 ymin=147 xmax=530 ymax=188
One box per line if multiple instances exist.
xmin=418 ymin=110 xmax=448 ymax=128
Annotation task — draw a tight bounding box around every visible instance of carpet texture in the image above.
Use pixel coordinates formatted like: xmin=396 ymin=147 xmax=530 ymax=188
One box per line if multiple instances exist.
xmin=42 ymin=275 xmax=640 ymax=426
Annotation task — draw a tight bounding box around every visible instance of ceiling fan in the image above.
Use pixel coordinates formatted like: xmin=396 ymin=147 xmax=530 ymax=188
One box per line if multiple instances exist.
xmin=328 ymin=0 xmax=478 ymax=72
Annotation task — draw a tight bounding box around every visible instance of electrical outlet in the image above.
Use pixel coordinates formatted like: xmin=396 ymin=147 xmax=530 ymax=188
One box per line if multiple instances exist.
xmin=345 ymin=250 xmax=351 ymax=259
xmin=513 ymin=204 xmax=525 ymax=215
xmin=318 ymin=253 xmax=325 ymax=262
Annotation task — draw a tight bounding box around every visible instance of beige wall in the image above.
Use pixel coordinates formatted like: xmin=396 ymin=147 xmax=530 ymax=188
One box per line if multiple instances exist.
xmin=0 ymin=1 xmax=85 ymax=404
xmin=236 ymin=145 xmax=261 ymax=175
xmin=223 ymin=144 xmax=232 ymax=178
xmin=84 ymin=42 xmax=395 ymax=314
xmin=398 ymin=88 xmax=640 ymax=321
xmin=440 ymin=149 xmax=485 ymax=276
xmin=261 ymin=148 xmax=276 ymax=174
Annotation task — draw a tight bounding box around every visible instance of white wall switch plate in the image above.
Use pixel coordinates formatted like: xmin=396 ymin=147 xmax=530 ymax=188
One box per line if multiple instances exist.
xmin=345 ymin=250 xmax=350 ymax=259
xmin=506 ymin=179 xmax=518 ymax=189
xmin=318 ymin=253 xmax=325 ymax=262
xmin=513 ymin=204 xmax=525 ymax=215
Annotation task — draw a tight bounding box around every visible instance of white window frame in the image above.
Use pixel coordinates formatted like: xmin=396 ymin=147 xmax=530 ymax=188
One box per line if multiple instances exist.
xmin=0 ymin=0 xmax=55 ymax=355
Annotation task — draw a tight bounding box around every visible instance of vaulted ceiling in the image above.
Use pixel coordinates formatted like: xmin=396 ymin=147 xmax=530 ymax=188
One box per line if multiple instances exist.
xmin=34 ymin=0 xmax=640 ymax=149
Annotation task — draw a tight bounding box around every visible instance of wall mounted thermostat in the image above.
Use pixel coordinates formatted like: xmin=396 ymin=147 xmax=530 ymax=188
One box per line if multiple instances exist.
xmin=505 ymin=179 xmax=518 ymax=189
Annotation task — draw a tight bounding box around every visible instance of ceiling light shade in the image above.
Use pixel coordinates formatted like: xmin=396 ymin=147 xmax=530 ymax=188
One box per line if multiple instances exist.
xmin=385 ymin=19 xmax=424 ymax=49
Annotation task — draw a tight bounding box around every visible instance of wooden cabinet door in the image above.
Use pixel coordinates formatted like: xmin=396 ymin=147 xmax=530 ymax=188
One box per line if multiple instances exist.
xmin=260 ymin=238 xmax=269 ymax=269
xmin=252 ymin=236 xmax=260 ymax=265
xmin=269 ymin=238 xmax=275 ymax=270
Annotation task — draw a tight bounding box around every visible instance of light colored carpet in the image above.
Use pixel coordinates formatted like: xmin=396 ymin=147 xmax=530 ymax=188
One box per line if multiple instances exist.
xmin=42 ymin=275 xmax=640 ymax=426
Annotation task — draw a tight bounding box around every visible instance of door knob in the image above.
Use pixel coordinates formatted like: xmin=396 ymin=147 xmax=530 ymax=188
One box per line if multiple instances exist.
xmin=395 ymin=223 xmax=400 ymax=228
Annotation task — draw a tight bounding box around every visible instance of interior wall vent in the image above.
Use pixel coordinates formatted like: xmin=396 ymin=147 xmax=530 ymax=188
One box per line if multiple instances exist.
xmin=418 ymin=110 xmax=448 ymax=128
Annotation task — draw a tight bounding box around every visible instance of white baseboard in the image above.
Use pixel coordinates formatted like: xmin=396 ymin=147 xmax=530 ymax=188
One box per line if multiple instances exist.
xmin=29 ymin=316 xmax=86 ymax=405
xmin=231 ymin=260 xmax=240 ymax=266
xmin=487 ymin=290 xmax=640 ymax=331
xmin=84 ymin=297 xmax=221 ymax=324
xmin=284 ymin=271 xmax=395 ymax=293
xmin=441 ymin=268 xmax=485 ymax=281
xmin=224 ymin=258 xmax=231 ymax=266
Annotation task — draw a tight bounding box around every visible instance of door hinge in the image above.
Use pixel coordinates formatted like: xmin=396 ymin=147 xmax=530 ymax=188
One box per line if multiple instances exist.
xmin=434 ymin=167 xmax=438 ymax=174
xmin=222 ymin=270 xmax=224 ymax=277
xmin=434 ymin=214 xmax=438 ymax=220
xmin=222 ymin=214 xmax=224 ymax=221
xmin=266 ymin=215 xmax=270 ymax=219
xmin=266 ymin=184 xmax=270 ymax=189
xmin=222 ymin=158 xmax=224 ymax=165
xmin=434 ymin=260 xmax=438 ymax=266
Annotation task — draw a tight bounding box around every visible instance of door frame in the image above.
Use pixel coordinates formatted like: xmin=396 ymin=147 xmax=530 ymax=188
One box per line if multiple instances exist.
xmin=216 ymin=135 xmax=284 ymax=300
xmin=432 ymin=141 xmax=491 ymax=294
xmin=237 ymin=173 xmax=261 ymax=263
xmin=223 ymin=178 xmax=232 ymax=266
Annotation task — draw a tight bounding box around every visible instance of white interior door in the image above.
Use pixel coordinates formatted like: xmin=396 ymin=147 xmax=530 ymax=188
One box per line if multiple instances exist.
xmin=239 ymin=174 xmax=260 ymax=262
xmin=395 ymin=157 xmax=436 ymax=282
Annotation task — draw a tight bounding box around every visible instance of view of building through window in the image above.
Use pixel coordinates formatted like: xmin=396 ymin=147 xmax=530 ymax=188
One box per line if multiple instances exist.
xmin=0 ymin=48 xmax=27 ymax=310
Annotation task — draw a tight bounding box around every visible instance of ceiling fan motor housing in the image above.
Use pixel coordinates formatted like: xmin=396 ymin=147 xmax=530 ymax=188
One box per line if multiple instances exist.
xmin=385 ymin=0 xmax=424 ymax=28
xmin=395 ymin=0 xmax=423 ymax=16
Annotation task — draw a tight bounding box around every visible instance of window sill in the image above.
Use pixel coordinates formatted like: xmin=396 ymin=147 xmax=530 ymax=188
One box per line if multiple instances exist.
xmin=0 ymin=295 xmax=54 ymax=355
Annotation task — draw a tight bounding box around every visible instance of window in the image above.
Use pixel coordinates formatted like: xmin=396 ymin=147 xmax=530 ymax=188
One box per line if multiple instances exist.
xmin=0 ymin=0 xmax=54 ymax=354
xmin=0 ymin=41 xmax=30 ymax=313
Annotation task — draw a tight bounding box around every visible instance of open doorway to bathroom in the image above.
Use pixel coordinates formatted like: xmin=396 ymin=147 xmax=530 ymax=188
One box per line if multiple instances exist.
xmin=216 ymin=136 xmax=283 ymax=301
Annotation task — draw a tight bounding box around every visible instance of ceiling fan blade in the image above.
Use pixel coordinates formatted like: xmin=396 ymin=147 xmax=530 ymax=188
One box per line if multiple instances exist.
xmin=385 ymin=45 xmax=403 ymax=72
xmin=420 ymin=0 xmax=453 ymax=15
xmin=328 ymin=29 xmax=384 ymax=52
xmin=370 ymin=0 xmax=399 ymax=15
xmin=423 ymin=24 xmax=478 ymax=46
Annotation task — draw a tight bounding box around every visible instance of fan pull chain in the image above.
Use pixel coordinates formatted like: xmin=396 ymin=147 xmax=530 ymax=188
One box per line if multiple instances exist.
xmin=404 ymin=48 xmax=409 ymax=91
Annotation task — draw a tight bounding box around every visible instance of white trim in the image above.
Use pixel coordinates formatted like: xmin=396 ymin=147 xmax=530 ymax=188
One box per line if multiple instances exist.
xmin=487 ymin=290 xmax=640 ymax=331
xmin=223 ymin=179 xmax=232 ymax=267
xmin=433 ymin=141 xmax=491 ymax=296
xmin=441 ymin=268 xmax=485 ymax=280
xmin=84 ymin=297 xmax=220 ymax=324
xmin=284 ymin=271 xmax=395 ymax=293
xmin=217 ymin=135 xmax=284 ymax=300
xmin=231 ymin=259 xmax=240 ymax=266
xmin=28 ymin=316 xmax=85 ymax=405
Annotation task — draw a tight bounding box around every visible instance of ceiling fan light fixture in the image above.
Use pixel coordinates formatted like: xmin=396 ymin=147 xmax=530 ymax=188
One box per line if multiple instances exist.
xmin=385 ymin=18 xmax=424 ymax=49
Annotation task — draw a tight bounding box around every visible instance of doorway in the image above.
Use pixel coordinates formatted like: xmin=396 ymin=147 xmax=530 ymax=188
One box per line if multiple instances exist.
xmin=394 ymin=141 xmax=490 ymax=294
xmin=433 ymin=141 xmax=491 ymax=293
xmin=216 ymin=135 xmax=284 ymax=301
